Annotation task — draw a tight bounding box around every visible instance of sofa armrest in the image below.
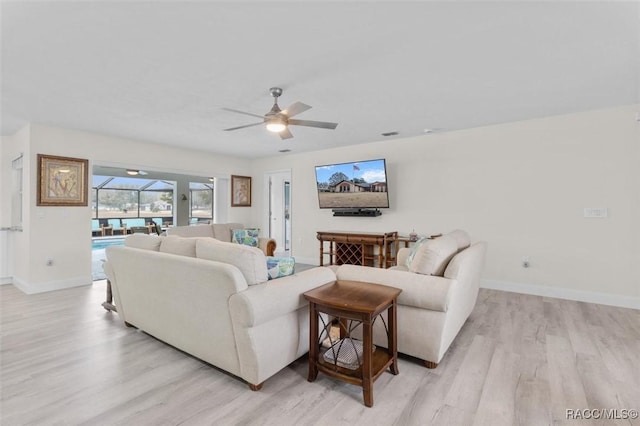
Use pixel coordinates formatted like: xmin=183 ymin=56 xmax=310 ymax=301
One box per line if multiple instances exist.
xmin=258 ymin=238 xmax=276 ymax=256
xmin=229 ymin=266 xmax=336 ymax=327
xmin=335 ymin=264 xmax=453 ymax=312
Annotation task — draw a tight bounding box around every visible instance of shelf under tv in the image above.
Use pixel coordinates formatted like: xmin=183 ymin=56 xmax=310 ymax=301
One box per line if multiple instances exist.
xmin=332 ymin=208 xmax=382 ymax=217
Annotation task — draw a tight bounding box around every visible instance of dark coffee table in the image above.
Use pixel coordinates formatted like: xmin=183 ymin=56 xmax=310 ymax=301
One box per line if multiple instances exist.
xmin=303 ymin=280 xmax=401 ymax=407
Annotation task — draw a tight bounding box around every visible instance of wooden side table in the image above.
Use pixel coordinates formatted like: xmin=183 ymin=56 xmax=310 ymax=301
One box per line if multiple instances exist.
xmin=303 ymin=280 xmax=402 ymax=407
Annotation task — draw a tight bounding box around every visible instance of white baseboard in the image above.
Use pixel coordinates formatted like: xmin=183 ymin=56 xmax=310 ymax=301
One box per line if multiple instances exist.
xmin=481 ymin=279 xmax=639 ymax=310
xmin=11 ymin=275 xmax=92 ymax=295
xmin=0 ymin=276 xmax=12 ymax=285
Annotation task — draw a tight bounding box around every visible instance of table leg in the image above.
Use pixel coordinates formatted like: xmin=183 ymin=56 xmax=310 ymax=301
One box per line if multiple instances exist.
xmin=101 ymin=279 xmax=117 ymax=312
xmin=362 ymin=316 xmax=373 ymax=407
xmin=388 ymin=301 xmax=399 ymax=375
xmin=308 ymin=302 xmax=319 ymax=382
xmin=339 ymin=318 xmax=348 ymax=339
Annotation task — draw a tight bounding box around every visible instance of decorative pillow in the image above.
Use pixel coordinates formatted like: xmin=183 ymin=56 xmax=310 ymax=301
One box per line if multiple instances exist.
xmin=405 ymin=237 xmax=430 ymax=269
xmin=266 ymin=256 xmax=295 ymax=280
xmin=124 ymin=234 xmax=162 ymax=251
xmin=408 ymin=234 xmax=458 ymax=276
xmin=231 ymin=228 xmax=260 ymax=247
xmin=196 ymin=239 xmax=268 ymax=285
xmin=159 ymin=236 xmax=197 ymax=257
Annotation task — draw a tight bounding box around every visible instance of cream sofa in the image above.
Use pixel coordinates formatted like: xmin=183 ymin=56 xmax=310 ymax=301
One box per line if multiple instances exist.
xmin=166 ymin=222 xmax=276 ymax=256
xmin=103 ymin=234 xmax=335 ymax=390
xmin=334 ymin=230 xmax=486 ymax=367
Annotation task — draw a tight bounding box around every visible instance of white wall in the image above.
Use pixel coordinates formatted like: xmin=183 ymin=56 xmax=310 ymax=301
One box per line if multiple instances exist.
xmin=3 ymin=123 xmax=254 ymax=293
xmin=3 ymin=107 xmax=638 ymax=307
xmin=251 ymin=105 xmax=640 ymax=308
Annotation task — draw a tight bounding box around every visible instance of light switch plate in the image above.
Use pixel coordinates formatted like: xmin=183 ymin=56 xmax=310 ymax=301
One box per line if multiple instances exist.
xmin=584 ymin=207 xmax=608 ymax=218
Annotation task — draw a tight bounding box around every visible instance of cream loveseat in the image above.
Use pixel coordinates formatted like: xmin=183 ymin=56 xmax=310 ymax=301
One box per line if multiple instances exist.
xmin=334 ymin=230 xmax=486 ymax=368
xmin=103 ymin=234 xmax=335 ymax=390
xmin=166 ymin=222 xmax=276 ymax=256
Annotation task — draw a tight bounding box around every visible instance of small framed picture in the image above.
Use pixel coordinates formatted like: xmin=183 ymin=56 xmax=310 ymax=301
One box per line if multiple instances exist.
xmin=231 ymin=175 xmax=251 ymax=207
xmin=37 ymin=154 xmax=89 ymax=206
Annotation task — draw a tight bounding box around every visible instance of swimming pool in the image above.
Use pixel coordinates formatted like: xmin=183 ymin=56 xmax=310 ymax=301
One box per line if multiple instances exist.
xmin=92 ymin=238 xmax=125 ymax=280
xmin=92 ymin=238 xmax=125 ymax=251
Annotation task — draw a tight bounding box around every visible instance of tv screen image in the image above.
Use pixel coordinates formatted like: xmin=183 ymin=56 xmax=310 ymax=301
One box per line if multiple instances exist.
xmin=315 ymin=158 xmax=389 ymax=209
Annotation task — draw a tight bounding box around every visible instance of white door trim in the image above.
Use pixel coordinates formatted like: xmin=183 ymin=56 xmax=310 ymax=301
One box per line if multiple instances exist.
xmin=263 ymin=169 xmax=292 ymax=255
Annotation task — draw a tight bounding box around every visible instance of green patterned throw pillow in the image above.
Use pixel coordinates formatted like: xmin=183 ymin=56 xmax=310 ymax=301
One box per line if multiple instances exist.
xmin=231 ymin=228 xmax=259 ymax=247
xmin=266 ymin=256 xmax=296 ymax=280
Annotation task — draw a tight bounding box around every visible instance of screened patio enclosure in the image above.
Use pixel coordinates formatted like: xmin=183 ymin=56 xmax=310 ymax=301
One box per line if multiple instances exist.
xmin=92 ymin=175 xmax=175 ymax=223
xmin=92 ymin=173 xmax=215 ymax=226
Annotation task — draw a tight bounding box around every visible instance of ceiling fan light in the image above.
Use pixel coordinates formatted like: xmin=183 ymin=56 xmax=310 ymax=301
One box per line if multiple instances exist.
xmin=266 ymin=121 xmax=286 ymax=133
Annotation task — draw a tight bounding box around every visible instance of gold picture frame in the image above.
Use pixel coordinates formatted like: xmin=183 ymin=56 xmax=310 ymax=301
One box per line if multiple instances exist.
xmin=37 ymin=154 xmax=89 ymax=206
xmin=231 ymin=175 xmax=251 ymax=207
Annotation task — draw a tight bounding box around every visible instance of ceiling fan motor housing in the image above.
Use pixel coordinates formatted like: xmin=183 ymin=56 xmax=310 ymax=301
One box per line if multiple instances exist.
xmin=266 ymin=87 xmax=284 ymax=119
xmin=270 ymin=87 xmax=283 ymax=98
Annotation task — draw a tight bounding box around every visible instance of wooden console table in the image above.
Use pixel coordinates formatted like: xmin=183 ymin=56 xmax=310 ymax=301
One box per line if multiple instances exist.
xmin=317 ymin=231 xmax=397 ymax=268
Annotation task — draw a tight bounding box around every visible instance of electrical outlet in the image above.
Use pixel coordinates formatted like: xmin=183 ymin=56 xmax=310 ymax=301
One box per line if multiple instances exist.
xmin=522 ymin=256 xmax=530 ymax=268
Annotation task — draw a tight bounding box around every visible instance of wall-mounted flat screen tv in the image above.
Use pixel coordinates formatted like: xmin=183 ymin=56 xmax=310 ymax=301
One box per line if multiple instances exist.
xmin=315 ymin=158 xmax=389 ymax=209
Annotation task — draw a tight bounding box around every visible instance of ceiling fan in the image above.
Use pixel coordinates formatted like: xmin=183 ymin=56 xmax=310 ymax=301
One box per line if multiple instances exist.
xmin=222 ymin=87 xmax=338 ymax=139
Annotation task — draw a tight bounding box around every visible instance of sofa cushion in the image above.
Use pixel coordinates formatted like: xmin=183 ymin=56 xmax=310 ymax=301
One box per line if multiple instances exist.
xmin=196 ymin=239 xmax=268 ymax=285
xmin=408 ymin=234 xmax=458 ymax=276
xmin=165 ymin=224 xmax=214 ymax=238
xmin=160 ymin=236 xmax=197 ymax=257
xmin=231 ymin=228 xmax=260 ymax=247
xmin=266 ymin=256 xmax=295 ymax=280
xmin=212 ymin=223 xmax=243 ymax=242
xmin=124 ymin=234 xmax=162 ymax=251
xmin=446 ymin=229 xmax=471 ymax=251
xmin=335 ymin=264 xmax=452 ymax=312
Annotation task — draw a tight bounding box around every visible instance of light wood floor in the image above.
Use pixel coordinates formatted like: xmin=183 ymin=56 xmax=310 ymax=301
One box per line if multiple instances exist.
xmin=1 ymin=281 xmax=638 ymax=425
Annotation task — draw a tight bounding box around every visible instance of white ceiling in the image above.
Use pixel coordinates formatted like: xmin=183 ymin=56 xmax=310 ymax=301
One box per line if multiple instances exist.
xmin=2 ymin=1 xmax=639 ymax=159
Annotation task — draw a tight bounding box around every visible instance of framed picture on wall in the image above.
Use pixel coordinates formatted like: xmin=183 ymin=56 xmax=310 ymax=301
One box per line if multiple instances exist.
xmin=231 ymin=175 xmax=251 ymax=207
xmin=37 ymin=154 xmax=89 ymax=206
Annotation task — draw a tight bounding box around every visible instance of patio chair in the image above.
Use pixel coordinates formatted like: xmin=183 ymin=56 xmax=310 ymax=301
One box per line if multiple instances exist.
xmin=92 ymin=219 xmax=104 ymax=236
xmin=108 ymin=219 xmax=126 ymax=235
xmin=122 ymin=218 xmax=150 ymax=234
xmin=152 ymin=218 xmax=164 ymax=235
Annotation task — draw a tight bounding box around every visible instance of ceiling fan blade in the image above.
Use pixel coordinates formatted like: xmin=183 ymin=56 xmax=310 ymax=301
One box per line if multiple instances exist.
xmin=223 ymin=122 xmax=263 ymax=131
xmin=222 ymin=107 xmax=267 ymax=120
xmin=279 ymin=127 xmax=294 ymax=140
xmin=288 ymin=119 xmax=338 ymax=130
xmin=282 ymin=102 xmax=311 ymax=118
